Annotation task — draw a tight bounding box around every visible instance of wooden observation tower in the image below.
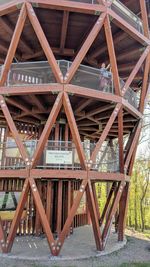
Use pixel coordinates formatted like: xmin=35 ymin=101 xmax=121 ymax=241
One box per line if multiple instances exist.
xmin=0 ymin=0 xmax=149 ymax=256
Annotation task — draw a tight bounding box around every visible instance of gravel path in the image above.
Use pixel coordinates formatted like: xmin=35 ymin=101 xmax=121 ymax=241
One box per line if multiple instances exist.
xmin=0 ymin=230 xmax=150 ymax=267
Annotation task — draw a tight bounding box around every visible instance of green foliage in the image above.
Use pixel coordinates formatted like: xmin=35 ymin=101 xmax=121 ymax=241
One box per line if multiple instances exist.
xmin=127 ymin=159 xmax=150 ymax=231
xmin=95 ymin=159 xmax=150 ymax=233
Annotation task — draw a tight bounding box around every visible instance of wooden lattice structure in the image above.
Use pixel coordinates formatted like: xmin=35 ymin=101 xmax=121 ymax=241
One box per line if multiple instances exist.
xmin=0 ymin=0 xmax=149 ymax=256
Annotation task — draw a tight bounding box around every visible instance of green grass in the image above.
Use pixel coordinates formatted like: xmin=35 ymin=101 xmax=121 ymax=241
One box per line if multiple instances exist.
xmin=117 ymin=263 xmax=150 ymax=267
xmin=28 ymin=263 xmax=150 ymax=267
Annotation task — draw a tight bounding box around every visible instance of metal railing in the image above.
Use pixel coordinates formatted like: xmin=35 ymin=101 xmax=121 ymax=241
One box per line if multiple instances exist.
xmin=0 ymin=60 xmax=138 ymax=108
xmin=120 ymin=79 xmax=138 ymax=108
xmin=0 ymin=140 xmax=120 ymax=172
xmin=66 ymin=0 xmax=143 ymax=34
xmin=110 ymin=0 xmax=143 ymax=34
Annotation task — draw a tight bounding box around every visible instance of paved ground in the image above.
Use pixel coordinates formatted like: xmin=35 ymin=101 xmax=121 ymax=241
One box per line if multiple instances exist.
xmin=0 ymin=226 xmax=126 ymax=261
xmin=0 ymin=228 xmax=150 ymax=267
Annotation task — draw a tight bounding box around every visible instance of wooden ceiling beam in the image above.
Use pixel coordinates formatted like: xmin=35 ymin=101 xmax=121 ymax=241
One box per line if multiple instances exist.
xmin=30 ymin=95 xmax=46 ymax=112
xmin=76 ymin=105 xmax=114 ymax=122
xmin=77 ymin=122 xmax=97 ymax=127
xmin=60 ymin=11 xmax=69 ymax=53
xmin=5 ymin=97 xmax=44 ymax=121
xmin=21 ymin=48 xmax=74 ymax=60
xmin=5 ymin=97 xmax=30 ymax=113
xmin=86 ymin=104 xmax=115 ymax=117
xmin=118 ymin=63 xmax=143 ymax=72
xmin=30 ymin=0 xmax=106 ymax=15
xmin=14 ymin=110 xmax=46 ymax=121
xmin=0 ymin=17 xmax=33 ymax=55
xmin=0 ymin=38 xmax=9 ymax=53
xmin=117 ymin=47 xmax=144 ymax=62
xmin=88 ymin=31 xmax=127 ymax=59
xmin=75 ymin=98 xmax=93 ymax=114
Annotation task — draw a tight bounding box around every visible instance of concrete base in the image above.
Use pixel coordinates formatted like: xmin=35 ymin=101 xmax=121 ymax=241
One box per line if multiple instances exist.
xmin=0 ymin=226 xmax=126 ymax=261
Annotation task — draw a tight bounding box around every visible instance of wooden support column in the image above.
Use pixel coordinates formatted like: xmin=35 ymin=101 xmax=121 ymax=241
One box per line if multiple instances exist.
xmin=46 ymin=181 xmax=52 ymax=226
xmin=54 ymin=123 xmax=63 ymax=235
xmin=86 ymin=180 xmax=103 ymax=251
xmin=118 ymin=182 xmax=129 ymax=241
xmin=56 ymin=180 xmax=63 ymax=236
xmin=0 ymin=218 xmax=6 ymax=252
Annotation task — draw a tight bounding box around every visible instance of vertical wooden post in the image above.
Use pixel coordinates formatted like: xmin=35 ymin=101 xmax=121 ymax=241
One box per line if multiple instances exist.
xmin=46 ymin=181 xmax=52 ymax=226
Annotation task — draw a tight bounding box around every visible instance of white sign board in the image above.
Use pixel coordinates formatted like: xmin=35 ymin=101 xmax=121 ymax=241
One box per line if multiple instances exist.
xmin=46 ymin=150 xmax=73 ymax=165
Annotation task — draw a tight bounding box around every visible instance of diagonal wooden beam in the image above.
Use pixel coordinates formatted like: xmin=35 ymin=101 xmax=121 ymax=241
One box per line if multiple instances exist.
xmin=91 ymin=182 xmax=101 ymax=222
xmin=89 ymin=31 xmax=127 ymax=59
xmin=63 ymin=92 xmax=87 ymax=169
xmin=139 ymin=54 xmax=150 ymax=112
xmin=64 ymin=12 xmax=106 ymax=83
xmin=108 ymin=8 xmax=150 ymax=45
xmin=32 ymin=93 xmax=63 ymax=168
xmin=0 ymin=16 xmax=33 ymax=55
xmin=0 ymin=95 xmax=29 ymax=161
xmin=102 ymin=181 xmax=125 ymax=247
xmin=124 ymin=121 xmax=142 ymax=170
xmin=86 ymin=180 xmax=103 ymax=250
xmin=104 ymin=15 xmax=121 ymax=96
xmin=6 ymin=178 xmax=30 ymax=252
xmin=99 ymin=182 xmax=116 ymax=227
xmin=122 ymin=46 xmax=150 ymax=96
xmin=60 ymin=11 xmax=69 ymax=53
xmin=26 ymin=2 xmax=63 ymax=83
xmin=29 ymin=177 xmax=56 ymax=254
xmin=0 ymin=0 xmax=24 ymax=16
xmin=90 ymin=103 xmax=122 ymax=163
xmin=0 ymin=4 xmax=27 ymax=86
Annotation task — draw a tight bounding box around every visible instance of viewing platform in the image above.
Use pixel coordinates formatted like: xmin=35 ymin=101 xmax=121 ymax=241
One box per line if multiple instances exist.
xmin=0 ymin=140 xmax=119 ymax=172
xmin=1 ymin=60 xmax=138 ymax=109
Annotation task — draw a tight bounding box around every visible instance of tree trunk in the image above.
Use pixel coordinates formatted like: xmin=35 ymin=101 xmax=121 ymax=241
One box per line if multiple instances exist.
xmin=134 ymin=174 xmax=138 ymax=230
xmin=140 ymin=199 xmax=145 ymax=232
